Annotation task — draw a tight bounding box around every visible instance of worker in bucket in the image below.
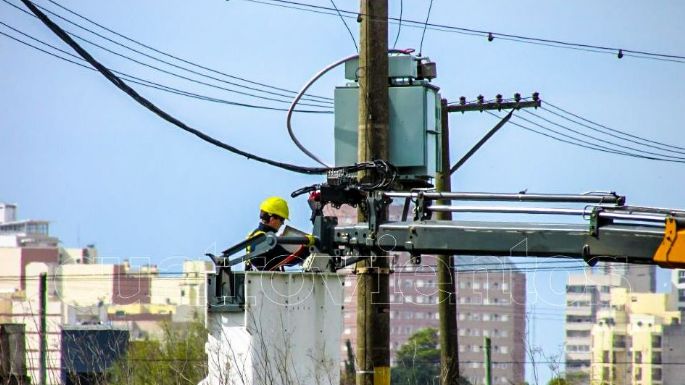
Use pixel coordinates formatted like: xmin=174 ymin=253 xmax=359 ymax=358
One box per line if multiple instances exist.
xmin=245 ymin=196 xmax=313 ymax=271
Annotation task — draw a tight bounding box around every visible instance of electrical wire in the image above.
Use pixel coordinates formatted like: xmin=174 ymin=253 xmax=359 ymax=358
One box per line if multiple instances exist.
xmin=38 ymin=0 xmax=333 ymax=104
xmin=543 ymin=101 xmax=685 ymax=153
xmin=417 ymin=0 xmax=434 ymax=55
xmin=392 ymin=0 xmax=402 ymax=49
xmin=19 ymin=0 xmax=333 ymax=175
xmin=286 ymin=49 xmax=412 ymax=167
xmin=513 ymin=112 xmax=685 ymax=163
xmin=327 ymin=0 xmax=358 ymax=52
xmin=486 ymin=111 xmax=685 ymax=164
xmin=3 ymin=0 xmax=333 ymax=110
xmin=521 ymin=109 xmax=685 ymax=161
xmin=239 ymin=0 xmax=685 ymax=64
xmin=0 ymin=23 xmax=333 ymax=114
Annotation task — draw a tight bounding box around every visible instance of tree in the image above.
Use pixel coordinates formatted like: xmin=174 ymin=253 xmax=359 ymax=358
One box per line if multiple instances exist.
xmin=341 ymin=339 xmax=356 ymax=385
xmin=547 ymin=377 xmax=567 ymax=385
xmin=563 ymin=372 xmax=589 ymax=385
xmin=391 ymin=328 xmax=470 ymax=385
xmin=108 ymin=320 xmax=207 ymax=385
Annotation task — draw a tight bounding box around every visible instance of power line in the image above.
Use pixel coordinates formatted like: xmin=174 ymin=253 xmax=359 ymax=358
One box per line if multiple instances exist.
xmin=543 ymin=101 xmax=685 ymax=153
xmin=0 ymin=23 xmax=333 ymax=114
xmin=2 ymin=0 xmax=333 ymax=110
xmin=327 ymin=0 xmax=358 ymax=51
xmin=486 ymin=111 xmax=685 ymax=164
xmin=19 ymin=0 xmax=332 ymax=175
xmin=513 ymin=112 xmax=685 ymax=163
xmin=239 ymin=0 xmax=685 ymax=64
xmin=521 ymin=109 xmax=685 ymax=161
xmin=391 ymin=0 xmax=402 ymax=49
xmin=417 ymin=0 xmax=434 ymax=55
xmin=39 ymin=0 xmax=333 ymax=104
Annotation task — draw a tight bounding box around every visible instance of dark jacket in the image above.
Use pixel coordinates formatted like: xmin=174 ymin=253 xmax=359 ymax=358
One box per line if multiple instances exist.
xmin=246 ymin=223 xmax=294 ymax=271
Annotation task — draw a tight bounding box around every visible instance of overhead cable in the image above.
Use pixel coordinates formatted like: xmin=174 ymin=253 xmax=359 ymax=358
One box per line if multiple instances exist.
xmin=521 ymin=109 xmax=685 ymax=161
xmin=18 ymin=0 xmax=332 ymax=175
xmin=240 ymin=0 xmax=685 ymax=64
xmin=3 ymin=0 xmax=333 ymax=105
xmin=327 ymin=0 xmax=358 ymax=51
xmin=41 ymin=0 xmax=334 ymax=103
xmin=543 ymin=101 xmax=685 ymax=153
xmin=417 ymin=0 xmax=434 ymax=55
xmin=287 ymin=49 xmax=413 ymax=166
xmin=0 ymin=23 xmax=332 ymax=114
xmin=486 ymin=111 xmax=685 ymax=164
xmin=3 ymin=0 xmax=333 ymax=109
xmin=391 ymin=0 xmax=402 ymax=49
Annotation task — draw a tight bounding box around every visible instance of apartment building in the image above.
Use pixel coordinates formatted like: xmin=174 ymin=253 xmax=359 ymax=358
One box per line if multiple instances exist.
xmin=565 ymin=264 xmax=656 ymax=374
xmin=342 ymin=254 xmax=526 ymax=384
xmin=590 ymin=287 xmax=683 ymax=385
xmin=670 ymin=269 xmax=685 ymax=312
xmin=333 ymin=204 xmax=526 ymax=384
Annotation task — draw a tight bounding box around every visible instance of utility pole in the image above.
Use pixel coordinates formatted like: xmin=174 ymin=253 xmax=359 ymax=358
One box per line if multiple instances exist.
xmin=39 ymin=272 xmax=47 ymax=385
xmin=435 ymin=99 xmax=460 ymax=385
xmin=356 ymin=1 xmax=390 ymax=385
xmin=484 ymin=336 xmax=492 ymax=385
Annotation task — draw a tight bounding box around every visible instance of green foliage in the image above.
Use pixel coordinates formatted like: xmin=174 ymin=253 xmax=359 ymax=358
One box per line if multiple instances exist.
xmin=341 ymin=339 xmax=356 ymax=385
xmin=391 ymin=328 xmax=440 ymax=385
xmin=563 ymin=371 xmax=589 ymax=385
xmin=108 ymin=320 xmax=207 ymax=385
xmin=547 ymin=377 xmax=568 ymax=385
xmin=391 ymin=328 xmax=471 ymax=385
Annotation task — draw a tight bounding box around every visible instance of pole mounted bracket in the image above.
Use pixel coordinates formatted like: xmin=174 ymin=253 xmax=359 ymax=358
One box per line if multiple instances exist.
xmin=654 ymin=216 xmax=685 ymax=267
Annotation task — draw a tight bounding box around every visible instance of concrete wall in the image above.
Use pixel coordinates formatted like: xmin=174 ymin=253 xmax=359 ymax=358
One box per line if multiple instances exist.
xmin=56 ymin=264 xmax=115 ymax=306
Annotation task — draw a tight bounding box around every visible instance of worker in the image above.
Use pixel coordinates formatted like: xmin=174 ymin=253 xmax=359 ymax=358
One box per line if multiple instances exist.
xmin=246 ymin=196 xmax=312 ymax=271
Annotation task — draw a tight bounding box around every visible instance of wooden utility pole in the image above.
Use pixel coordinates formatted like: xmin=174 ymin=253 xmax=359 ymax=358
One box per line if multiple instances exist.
xmin=356 ymin=1 xmax=390 ymax=385
xmin=39 ymin=272 xmax=47 ymax=385
xmin=435 ymin=99 xmax=460 ymax=384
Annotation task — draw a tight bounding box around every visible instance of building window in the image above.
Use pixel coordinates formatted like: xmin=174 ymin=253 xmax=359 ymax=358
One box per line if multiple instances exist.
xmin=652 ymin=352 xmax=662 ymax=364
xmin=483 ymin=313 xmax=490 ymax=321
xmin=679 ymin=270 xmax=685 ymax=284
xmin=652 ymin=335 xmax=662 ymax=348
xmin=502 ymin=283 xmax=509 ymax=291
xmin=634 ymin=351 xmax=642 ymax=364
xmin=679 ymin=289 xmax=685 ymax=302
xmin=501 ymin=314 xmax=509 ymax=322
xmin=652 ymin=368 xmax=662 ymax=381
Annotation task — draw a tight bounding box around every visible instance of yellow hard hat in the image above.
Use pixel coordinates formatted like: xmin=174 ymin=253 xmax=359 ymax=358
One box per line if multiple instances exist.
xmin=259 ymin=196 xmax=290 ymax=220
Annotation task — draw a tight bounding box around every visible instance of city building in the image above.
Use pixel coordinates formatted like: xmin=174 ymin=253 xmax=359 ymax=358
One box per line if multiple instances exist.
xmin=0 ymin=203 xmax=213 ymax=383
xmin=590 ymin=287 xmax=684 ymax=385
xmin=60 ymin=324 xmax=129 ymax=385
xmin=333 ymin=205 xmax=526 ymax=384
xmin=670 ymin=269 xmax=685 ymax=312
xmin=0 ymin=203 xmax=58 ymax=248
xmin=565 ymin=264 xmax=656 ymax=374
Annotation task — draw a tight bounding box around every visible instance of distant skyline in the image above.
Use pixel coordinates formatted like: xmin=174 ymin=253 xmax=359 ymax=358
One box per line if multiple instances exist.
xmin=2 ymin=1 xmax=684 ymax=383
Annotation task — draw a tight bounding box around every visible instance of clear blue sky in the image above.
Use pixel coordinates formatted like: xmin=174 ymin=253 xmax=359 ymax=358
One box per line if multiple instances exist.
xmin=2 ymin=0 xmax=684 ymax=383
